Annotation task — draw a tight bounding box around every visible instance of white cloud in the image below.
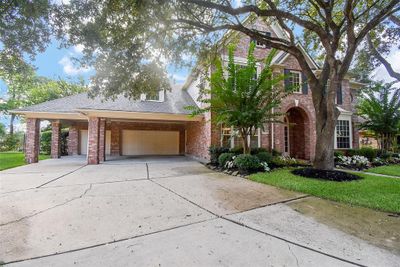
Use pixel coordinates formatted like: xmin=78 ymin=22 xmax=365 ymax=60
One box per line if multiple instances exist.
xmin=58 ymin=56 xmax=92 ymax=75
xmin=171 ymin=73 xmax=187 ymax=83
xmin=73 ymin=44 xmax=85 ymax=54
xmin=371 ymin=48 xmax=400 ymax=84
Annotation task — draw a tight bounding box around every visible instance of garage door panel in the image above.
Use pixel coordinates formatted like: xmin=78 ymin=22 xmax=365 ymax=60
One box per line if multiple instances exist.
xmin=122 ymin=130 xmax=179 ymax=155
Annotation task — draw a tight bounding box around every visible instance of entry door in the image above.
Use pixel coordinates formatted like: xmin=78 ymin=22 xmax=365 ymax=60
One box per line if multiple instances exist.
xmin=122 ymin=130 xmax=179 ymax=155
xmin=79 ymin=130 xmax=111 ymax=155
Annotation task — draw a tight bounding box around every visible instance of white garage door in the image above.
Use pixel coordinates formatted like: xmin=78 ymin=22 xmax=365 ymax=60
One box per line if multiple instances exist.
xmin=122 ymin=130 xmax=179 ymax=155
xmin=79 ymin=130 xmax=111 ymax=155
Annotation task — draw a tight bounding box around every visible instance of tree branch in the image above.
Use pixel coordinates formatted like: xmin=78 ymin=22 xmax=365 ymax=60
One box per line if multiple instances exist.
xmin=367 ymin=34 xmax=400 ymax=81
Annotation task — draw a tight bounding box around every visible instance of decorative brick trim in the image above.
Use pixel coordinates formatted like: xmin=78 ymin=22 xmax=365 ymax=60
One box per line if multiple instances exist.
xmin=25 ymin=118 xmax=40 ymax=164
xmin=51 ymin=121 xmax=61 ymax=159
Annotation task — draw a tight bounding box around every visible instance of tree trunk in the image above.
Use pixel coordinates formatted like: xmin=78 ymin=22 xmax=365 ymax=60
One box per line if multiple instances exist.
xmin=240 ymin=129 xmax=250 ymax=154
xmin=9 ymin=114 xmax=15 ymax=135
xmin=312 ymin=77 xmax=340 ymax=170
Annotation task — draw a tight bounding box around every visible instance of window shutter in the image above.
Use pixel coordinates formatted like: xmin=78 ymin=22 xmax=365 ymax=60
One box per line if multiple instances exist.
xmin=336 ymin=83 xmax=343 ymax=105
xmin=265 ymin=32 xmax=271 ymax=48
xmin=301 ymin=72 xmax=308 ymax=95
xmin=284 ymin=69 xmax=291 ymax=91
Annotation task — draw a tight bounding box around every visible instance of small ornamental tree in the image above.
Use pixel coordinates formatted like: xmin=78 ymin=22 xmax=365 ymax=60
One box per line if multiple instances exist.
xmin=357 ymin=82 xmax=400 ymax=153
xmin=189 ymin=42 xmax=288 ymax=154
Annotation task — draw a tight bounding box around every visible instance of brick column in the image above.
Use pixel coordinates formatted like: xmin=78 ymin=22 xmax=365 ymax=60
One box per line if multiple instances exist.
xmin=67 ymin=125 xmax=79 ymax=155
xmin=87 ymin=117 xmax=100 ymax=164
xmin=179 ymin=129 xmax=185 ymax=155
xmin=110 ymin=121 xmax=121 ymax=156
xmin=99 ymin=119 xmax=106 ymax=162
xmin=25 ymin=118 xmax=40 ymax=164
xmin=51 ymin=120 xmax=61 ymax=159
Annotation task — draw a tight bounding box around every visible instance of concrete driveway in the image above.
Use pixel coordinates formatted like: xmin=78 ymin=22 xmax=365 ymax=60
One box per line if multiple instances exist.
xmin=0 ymin=156 xmax=399 ymax=266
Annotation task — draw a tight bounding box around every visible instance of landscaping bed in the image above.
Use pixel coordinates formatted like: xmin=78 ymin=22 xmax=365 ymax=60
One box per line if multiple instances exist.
xmin=292 ymin=168 xmax=361 ymax=181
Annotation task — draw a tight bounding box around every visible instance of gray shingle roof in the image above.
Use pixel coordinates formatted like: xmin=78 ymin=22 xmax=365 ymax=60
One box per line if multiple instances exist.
xmin=17 ymin=86 xmax=198 ymax=115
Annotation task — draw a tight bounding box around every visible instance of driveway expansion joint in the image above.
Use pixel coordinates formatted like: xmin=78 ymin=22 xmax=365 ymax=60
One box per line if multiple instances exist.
xmin=36 ymin=165 xmax=88 ymax=188
xmin=1 ymin=217 xmax=218 ymax=266
xmin=149 ymin=176 xmax=364 ymax=267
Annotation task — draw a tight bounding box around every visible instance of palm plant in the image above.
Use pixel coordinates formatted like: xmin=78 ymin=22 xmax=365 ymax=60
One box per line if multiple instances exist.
xmin=357 ymin=82 xmax=400 ymax=152
xmin=189 ymin=42 xmax=288 ymax=154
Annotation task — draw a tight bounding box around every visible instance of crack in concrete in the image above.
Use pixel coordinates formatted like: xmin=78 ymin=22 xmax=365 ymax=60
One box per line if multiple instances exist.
xmin=149 ymin=177 xmax=365 ymax=267
xmin=146 ymin=163 xmax=149 ymax=179
xmin=0 ymin=184 xmax=93 ymax=227
xmin=2 ymin=217 xmax=217 ymax=265
xmin=287 ymin=243 xmax=300 ymax=267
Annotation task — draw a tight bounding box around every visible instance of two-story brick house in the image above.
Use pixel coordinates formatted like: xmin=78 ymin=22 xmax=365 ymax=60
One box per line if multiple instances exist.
xmin=12 ymin=18 xmax=362 ymax=164
xmin=184 ymin=18 xmax=362 ymax=162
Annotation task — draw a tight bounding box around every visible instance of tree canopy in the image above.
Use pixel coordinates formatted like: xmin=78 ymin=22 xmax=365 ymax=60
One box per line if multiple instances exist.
xmin=189 ymin=42 xmax=287 ymax=154
xmin=357 ymin=82 xmax=400 ymax=152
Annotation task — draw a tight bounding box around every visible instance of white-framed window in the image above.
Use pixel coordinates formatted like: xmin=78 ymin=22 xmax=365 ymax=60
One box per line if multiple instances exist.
xmin=140 ymin=90 xmax=165 ymax=102
xmin=335 ymin=118 xmax=352 ymax=149
xmin=251 ymin=32 xmax=272 ymax=48
xmin=289 ymin=71 xmax=302 ymax=93
xmin=221 ymin=126 xmax=261 ymax=148
xmin=221 ymin=126 xmax=232 ymax=147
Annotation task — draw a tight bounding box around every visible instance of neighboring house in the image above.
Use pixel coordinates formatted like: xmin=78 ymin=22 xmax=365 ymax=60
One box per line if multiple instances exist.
xmin=12 ymin=18 xmax=363 ymax=165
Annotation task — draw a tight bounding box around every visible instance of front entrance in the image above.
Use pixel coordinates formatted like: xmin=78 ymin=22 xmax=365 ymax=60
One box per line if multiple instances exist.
xmin=284 ymin=107 xmax=310 ymax=160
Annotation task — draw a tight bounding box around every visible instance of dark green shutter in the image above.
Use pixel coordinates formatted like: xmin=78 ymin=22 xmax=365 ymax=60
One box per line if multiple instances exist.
xmin=336 ymin=83 xmax=343 ymax=105
xmin=284 ymin=69 xmax=291 ymax=91
xmin=301 ymin=72 xmax=308 ymax=95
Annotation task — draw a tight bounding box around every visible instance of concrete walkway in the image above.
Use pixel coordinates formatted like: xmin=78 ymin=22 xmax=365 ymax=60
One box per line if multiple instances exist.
xmin=1 ymin=156 xmax=399 ymax=266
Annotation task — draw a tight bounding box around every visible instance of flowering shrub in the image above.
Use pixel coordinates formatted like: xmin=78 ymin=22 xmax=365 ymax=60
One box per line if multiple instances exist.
xmin=260 ymin=162 xmax=271 ymax=172
xmin=336 ymin=155 xmax=370 ymax=170
xmin=372 ymin=157 xmax=387 ymax=167
xmin=270 ymin=156 xmax=299 ymax=168
xmin=225 ymin=157 xmax=236 ymax=169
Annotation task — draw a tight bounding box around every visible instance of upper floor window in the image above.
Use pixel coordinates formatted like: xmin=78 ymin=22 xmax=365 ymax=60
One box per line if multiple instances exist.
xmin=251 ymin=32 xmax=271 ymax=49
xmin=289 ymin=71 xmax=302 ymax=93
xmin=140 ymin=90 xmax=165 ymax=102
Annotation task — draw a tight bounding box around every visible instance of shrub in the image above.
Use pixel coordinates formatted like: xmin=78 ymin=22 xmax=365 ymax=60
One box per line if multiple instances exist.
xmin=270 ymin=156 xmax=299 ymax=168
xmin=0 ymin=133 xmax=24 ymax=151
xmin=334 ymin=150 xmax=345 ymax=158
xmin=250 ymin=147 xmax=267 ymax=155
xmin=209 ymin=146 xmax=229 ymax=165
xmin=40 ymin=129 xmax=69 ymax=155
xmin=229 ymin=147 xmax=243 ymax=155
xmin=271 ymin=149 xmax=282 ymax=156
xmin=234 ymin=154 xmax=261 ymax=173
xmin=336 ymin=155 xmax=370 ymax=170
xmin=255 ymin=151 xmax=273 ymax=163
xmin=218 ymin=153 xmax=235 ymax=168
xmin=357 ymin=147 xmax=378 ymax=160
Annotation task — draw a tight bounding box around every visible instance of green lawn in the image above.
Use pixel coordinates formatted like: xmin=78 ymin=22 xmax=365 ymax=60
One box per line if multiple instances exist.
xmin=366 ymin=164 xmax=400 ymax=177
xmin=0 ymin=152 xmax=50 ymax=171
xmin=250 ymin=168 xmax=400 ymax=213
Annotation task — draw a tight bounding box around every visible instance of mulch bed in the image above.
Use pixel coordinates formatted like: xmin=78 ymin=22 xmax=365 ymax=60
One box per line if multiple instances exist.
xmin=292 ymin=168 xmax=362 ymax=182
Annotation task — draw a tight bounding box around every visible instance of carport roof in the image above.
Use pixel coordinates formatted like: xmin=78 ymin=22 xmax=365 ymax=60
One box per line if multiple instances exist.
xmin=13 ymin=86 xmax=198 ymax=116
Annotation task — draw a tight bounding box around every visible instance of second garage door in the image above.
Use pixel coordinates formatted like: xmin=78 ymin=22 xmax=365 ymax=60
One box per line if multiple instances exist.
xmin=122 ymin=130 xmax=179 ymax=156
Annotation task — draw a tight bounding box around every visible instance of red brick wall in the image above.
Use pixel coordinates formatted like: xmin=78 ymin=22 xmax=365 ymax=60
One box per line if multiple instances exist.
xmin=99 ymin=119 xmax=106 ymax=162
xmin=67 ymin=125 xmax=79 ymax=155
xmin=185 ymin=112 xmax=214 ymax=161
xmin=51 ymin=121 xmax=61 ymax=159
xmin=87 ymin=117 xmax=100 ymax=164
xmin=25 ymin=118 xmax=40 ymax=164
xmin=110 ymin=121 xmax=121 ymax=156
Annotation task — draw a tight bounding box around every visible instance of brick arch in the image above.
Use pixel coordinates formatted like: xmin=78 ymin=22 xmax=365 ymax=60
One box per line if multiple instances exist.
xmin=284 ymin=105 xmax=312 ymax=160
